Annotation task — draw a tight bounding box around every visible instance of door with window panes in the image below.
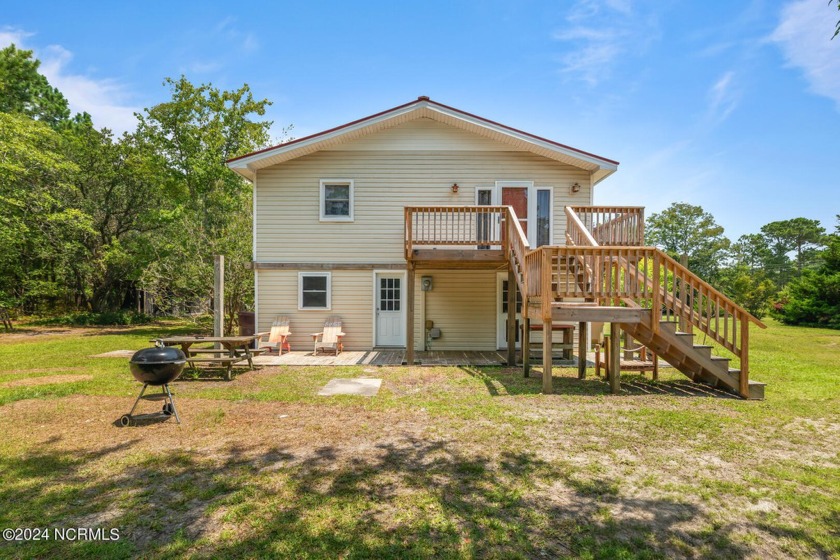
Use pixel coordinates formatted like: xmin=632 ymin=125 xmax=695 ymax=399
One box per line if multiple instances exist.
xmin=375 ymin=273 xmax=404 ymax=346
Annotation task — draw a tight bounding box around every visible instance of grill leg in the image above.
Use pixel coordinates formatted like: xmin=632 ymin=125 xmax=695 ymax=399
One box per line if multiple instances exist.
xmin=128 ymin=384 xmax=148 ymax=417
xmin=163 ymin=384 xmax=181 ymax=424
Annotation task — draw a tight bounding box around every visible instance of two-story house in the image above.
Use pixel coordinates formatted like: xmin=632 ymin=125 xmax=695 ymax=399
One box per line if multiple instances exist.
xmin=227 ymin=97 xmax=764 ymax=399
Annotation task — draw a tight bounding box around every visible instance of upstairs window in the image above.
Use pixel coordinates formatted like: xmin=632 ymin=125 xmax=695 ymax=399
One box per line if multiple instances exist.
xmin=320 ymin=179 xmax=354 ymax=221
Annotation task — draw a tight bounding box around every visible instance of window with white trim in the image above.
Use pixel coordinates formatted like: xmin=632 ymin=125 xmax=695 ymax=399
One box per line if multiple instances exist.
xmin=320 ymin=179 xmax=354 ymax=221
xmin=535 ymin=188 xmax=552 ymax=246
xmin=299 ymin=272 xmax=331 ymax=310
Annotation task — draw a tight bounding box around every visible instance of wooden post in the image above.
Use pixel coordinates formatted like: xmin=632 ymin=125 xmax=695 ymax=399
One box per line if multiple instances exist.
xmin=652 ymin=255 xmax=661 ymax=335
xmin=214 ymin=255 xmax=224 ymax=339
xmin=406 ymin=265 xmax=415 ymax=365
xmin=679 ymin=253 xmax=692 ymax=334
xmin=740 ymin=315 xmax=749 ymax=398
xmin=542 ymin=319 xmax=553 ymax=394
xmin=507 ymin=268 xmax=516 ymax=366
xmin=609 ymin=323 xmax=621 ymax=394
xmin=522 ymin=313 xmax=530 ymax=377
xmin=578 ymin=321 xmax=587 ymax=379
xmin=623 ymin=331 xmax=633 ymax=360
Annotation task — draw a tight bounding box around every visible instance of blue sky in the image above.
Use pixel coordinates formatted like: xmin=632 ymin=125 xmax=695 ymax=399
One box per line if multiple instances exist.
xmin=2 ymin=0 xmax=838 ymax=239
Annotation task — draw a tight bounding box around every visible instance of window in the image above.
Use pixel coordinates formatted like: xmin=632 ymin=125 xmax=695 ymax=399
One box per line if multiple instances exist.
xmin=536 ymin=188 xmax=551 ymax=246
xmin=299 ymin=272 xmax=331 ymax=310
xmin=320 ymin=179 xmax=354 ymax=221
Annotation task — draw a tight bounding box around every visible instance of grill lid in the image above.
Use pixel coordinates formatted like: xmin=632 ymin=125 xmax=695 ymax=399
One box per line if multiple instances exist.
xmin=130 ymin=346 xmax=186 ymax=364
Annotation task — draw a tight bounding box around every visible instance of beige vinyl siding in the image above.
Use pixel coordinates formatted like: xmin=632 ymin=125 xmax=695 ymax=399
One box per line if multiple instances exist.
xmin=412 ymin=270 xmax=497 ymax=351
xmin=324 ymin=118 xmax=519 ymax=152
xmin=257 ymin=268 xmax=498 ymax=352
xmin=255 ymin=119 xmax=591 ymax=263
xmin=257 ymin=269 xmax=374 ymax=350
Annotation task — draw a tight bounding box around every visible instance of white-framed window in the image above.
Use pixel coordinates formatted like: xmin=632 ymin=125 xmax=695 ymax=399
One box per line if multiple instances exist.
xmin=319 ymin=179 xmax=354 ymax=221
xmin=299 ymin=272 xmax=331 ymax=310
xmin=533 ymin=187 xmax=553 ymax=247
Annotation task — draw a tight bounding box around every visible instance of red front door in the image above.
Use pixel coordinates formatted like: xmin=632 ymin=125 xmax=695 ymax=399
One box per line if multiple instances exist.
xmin=502 ymin=187 xmax=528 ymax=240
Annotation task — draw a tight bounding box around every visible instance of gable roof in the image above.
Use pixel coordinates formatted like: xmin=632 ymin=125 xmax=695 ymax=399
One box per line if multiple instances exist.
xmin=226 ymin=96 xmax=619 ymax=184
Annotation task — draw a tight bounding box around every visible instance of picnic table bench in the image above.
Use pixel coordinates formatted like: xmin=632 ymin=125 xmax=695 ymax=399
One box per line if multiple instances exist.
xmin=153 ymin=333 xmax=269 ymax=381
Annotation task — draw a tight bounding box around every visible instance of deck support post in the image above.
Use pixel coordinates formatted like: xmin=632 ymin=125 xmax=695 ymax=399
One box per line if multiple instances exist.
xmin=507 ymin=267 xmax=516 ymax=366
xmin=542 ymin=319 xmax=553 ymax=394
xmin=406 ymin=264 xmax=415 ymax=365
xmin=578 ymin=321 xmax=587 ymax=379
xmin=739 ymin=316 xmax=749 ymax=398
xmin=522 ymin=311 xmax=530 ymax=377
xmin=623 ymin=331 xmax=633 ymax=360
xmin=609 ymin=323 xmax=621 ymax=394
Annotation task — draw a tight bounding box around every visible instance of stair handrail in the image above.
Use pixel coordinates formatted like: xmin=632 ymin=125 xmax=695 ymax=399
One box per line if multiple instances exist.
xmin=565 ymin=206 xmax=599 ymax=247
xmin=504 ymin=206 xmax=530 ymax=298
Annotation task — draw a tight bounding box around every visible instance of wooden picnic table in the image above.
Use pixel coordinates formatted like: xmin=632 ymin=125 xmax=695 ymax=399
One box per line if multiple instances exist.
xmin=153 ymin=333 xmax=269 ymax=381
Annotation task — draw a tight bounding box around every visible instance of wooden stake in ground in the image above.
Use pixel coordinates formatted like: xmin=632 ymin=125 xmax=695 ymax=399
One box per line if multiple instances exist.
xmin=214 ymin=255 xmax=224 ymax=339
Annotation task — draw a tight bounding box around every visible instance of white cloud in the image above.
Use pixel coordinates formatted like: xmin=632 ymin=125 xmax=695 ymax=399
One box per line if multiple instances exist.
xmin=770 ymin=0 xmax=840 ymax=108
xmin=553 ymin=0 xmax=659 ymax=86
xmin=0 ymin=26 xmax=32 ymax=47
xmin=0 ymin=28 xmax=139 ymax=134
xmin=707 ymin=71 xmax=740 ymax=124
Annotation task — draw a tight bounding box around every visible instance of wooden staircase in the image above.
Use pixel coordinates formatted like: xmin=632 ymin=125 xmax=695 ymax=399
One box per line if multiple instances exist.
xmin=621 ymin=314 xmax=764 ymax=399
xmin=403 ymin=204 xmax=766 ymax=399
xmin=508 ymin=206 xmax=767 ymax=399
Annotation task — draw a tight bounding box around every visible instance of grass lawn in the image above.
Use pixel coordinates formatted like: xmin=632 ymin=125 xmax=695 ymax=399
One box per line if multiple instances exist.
xmin=0 ymin=319 xmax=837 ymax=559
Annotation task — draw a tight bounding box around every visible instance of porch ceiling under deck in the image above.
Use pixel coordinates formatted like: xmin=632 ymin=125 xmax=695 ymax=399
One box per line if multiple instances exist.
xmin=408 ymin=249 xmax=508 ymax=270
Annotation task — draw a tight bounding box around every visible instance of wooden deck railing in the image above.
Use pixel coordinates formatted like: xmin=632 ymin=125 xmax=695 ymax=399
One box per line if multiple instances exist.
xmin=567 ymin=206 xmax=645 ymax=246
xmin=404 ymin=206 xmax=530 ymax=294
xmin=405 ymin=206 xmax=507 ymax=258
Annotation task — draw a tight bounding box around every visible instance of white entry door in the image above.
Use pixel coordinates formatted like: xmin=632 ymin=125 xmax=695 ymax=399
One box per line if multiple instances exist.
xmin=496 ymin=273 xmax=522 ymax=349
xmin=375 ymin=273 xmax=405 ymax=347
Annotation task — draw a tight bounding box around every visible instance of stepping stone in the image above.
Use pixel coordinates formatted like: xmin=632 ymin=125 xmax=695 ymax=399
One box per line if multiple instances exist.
xmin=317 ymin=378 xmax=382 ymax=397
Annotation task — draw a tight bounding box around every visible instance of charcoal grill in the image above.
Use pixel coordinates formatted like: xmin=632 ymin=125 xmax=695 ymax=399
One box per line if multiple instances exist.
xmin=120 ymin=345 xmax=186 ymax=426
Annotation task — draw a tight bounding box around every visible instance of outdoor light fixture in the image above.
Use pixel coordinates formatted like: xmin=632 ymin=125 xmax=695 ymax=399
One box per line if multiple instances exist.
xmin=571 ymin=182 xmax=581 ymax=193
xmin=451 ymin=183 xmax=459 ymax=193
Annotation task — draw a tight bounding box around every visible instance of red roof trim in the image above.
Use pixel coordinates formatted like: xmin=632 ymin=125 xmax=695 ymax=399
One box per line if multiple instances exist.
xmin=226 ymin=97 xmax=619 ymax=167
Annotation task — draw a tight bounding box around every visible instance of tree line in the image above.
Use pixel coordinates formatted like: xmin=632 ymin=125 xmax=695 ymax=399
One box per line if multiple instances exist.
xmin=1 ymin=44 xmax=836 ymax=330
xmin=0 ymin=44 xmax=278 ymax=330
xmin=646 ymin=203 xmax=840 ymax=328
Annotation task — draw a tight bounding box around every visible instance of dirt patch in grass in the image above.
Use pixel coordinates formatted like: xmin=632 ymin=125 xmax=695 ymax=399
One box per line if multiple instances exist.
xmin=90 ymin=349 xmax=137 ymax=358
xmin=0 ymin=374 xmax=94 ymax=388
xmin=0 ymin=326 xmax=99 ymax=343
xmin=0 ymin=366 xmax=88 ymax=376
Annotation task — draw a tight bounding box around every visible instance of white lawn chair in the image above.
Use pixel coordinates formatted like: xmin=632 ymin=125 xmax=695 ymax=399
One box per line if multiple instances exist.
xmin=312 ymin=316 xmax=345 ymax=355
xmin=259 ymin=316 xmax=292 ymax=355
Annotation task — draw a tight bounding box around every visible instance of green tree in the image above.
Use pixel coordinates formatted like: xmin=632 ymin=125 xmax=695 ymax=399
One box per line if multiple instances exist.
xmin=645 ymin=202 xmax=730 ymax=282
xmin=760 ymin=218 xmax=825 ymax=284
xmin=135 ymin=77 xmax=273 ymax=329
xmin=0 ymin=44 xmax=70 ymax=127
xmin=773 ymin=217 xmax=840 ymax=329
xmin=729 ymin=233 xmax=773 ymax=270
xmin=56 ymin=117 xmax=174 ymax=311
xmin=718 ymin=265 xmax=777 ymax=319
xmin=0 ymin=112 xmax=77 ymax=310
